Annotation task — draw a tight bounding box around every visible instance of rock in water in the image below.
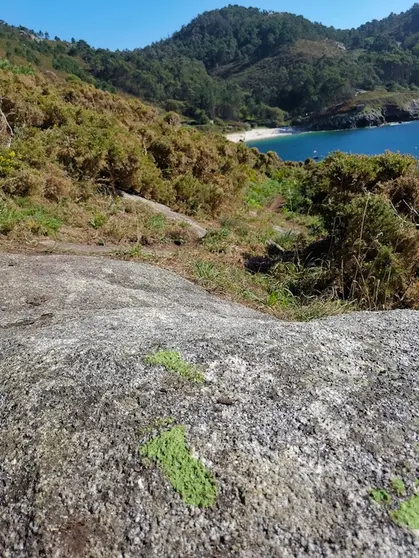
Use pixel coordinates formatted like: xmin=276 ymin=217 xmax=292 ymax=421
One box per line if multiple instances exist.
xmin=0 ymin=254 xmax=418 ymax=557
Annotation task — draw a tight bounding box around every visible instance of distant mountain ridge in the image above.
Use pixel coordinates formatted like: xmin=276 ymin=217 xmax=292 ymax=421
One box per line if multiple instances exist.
xmin=2 ymin=4 xmax=419 ymax=125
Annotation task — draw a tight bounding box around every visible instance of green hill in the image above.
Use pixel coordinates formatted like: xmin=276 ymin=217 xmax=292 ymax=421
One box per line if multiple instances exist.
xmin=3 ymin=5 xmax=419 ymax=125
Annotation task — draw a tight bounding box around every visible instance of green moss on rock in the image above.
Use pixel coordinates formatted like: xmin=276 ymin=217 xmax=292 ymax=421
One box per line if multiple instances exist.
xmin=140 ymin=425 xmax=216 ymax=507
xmin=391 ymin=478 xmax=406 ymax=496
xmin=145 ymin=350 xmax=204 ymax=384
xmin=370 ymin=488 xmax=391 ymax=505
xmin=392 ymin=493 xmax=419 ymax=530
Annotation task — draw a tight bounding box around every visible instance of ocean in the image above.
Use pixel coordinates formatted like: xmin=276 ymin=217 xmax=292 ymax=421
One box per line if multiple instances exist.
xmin=246 ymin=121 xmax=419 ymax=161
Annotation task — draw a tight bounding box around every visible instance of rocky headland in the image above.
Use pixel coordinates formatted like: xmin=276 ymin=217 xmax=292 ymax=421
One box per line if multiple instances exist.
xmin=308 ymin=98 xmax=419 ymax=131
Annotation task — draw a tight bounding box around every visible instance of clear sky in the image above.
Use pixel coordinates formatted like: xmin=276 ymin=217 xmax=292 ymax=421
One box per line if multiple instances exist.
xmin=1 ymin=1 xmax=415 ymax=50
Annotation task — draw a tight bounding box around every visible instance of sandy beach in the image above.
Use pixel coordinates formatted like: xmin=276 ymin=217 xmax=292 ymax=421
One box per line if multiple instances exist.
xmin=225 ymin=127 xmax=294 ymax=143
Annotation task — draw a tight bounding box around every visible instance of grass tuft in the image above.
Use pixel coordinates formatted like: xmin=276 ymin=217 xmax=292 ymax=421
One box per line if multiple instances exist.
xmin=0 ymin=198 xmax=62 ymax=236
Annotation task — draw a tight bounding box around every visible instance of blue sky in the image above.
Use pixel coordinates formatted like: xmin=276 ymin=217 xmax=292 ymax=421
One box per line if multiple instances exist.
xmin=1 ymin=1 xmax=415 ymax=50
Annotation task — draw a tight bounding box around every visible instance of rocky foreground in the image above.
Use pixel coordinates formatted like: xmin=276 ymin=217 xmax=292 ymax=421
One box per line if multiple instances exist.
xmin=0 ymin=254 xmax=418 ymax=557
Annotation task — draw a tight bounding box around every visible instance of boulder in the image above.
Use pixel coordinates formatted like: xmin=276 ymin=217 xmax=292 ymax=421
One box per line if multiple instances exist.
xmin=272 ymin=225 xmax=297 ymax=235
xmin=0 ymin=254 xmax=418 ymax=557
xmin=118 ymin=191 xmax=207 ymax=239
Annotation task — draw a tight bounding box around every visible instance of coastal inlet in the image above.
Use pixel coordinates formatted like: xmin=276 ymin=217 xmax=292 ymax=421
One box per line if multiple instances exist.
xmin=236 ymin=122 xmax=419 ymax=162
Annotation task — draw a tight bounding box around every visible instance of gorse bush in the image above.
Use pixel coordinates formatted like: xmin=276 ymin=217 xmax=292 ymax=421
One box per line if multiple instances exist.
xmin=338 ymin=194 xmax=415 ymax=307
xmin=268 ymin=151 xmax=419 ymax=309
xmin=0 ymin=150 xmax=20 ymax=177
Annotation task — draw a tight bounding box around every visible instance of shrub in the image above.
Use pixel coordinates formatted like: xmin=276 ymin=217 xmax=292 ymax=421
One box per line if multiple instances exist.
xmin=339 ymin=195 xmax=414 ymax=307
xmin=0 ymin=69 xmax=266 ymax=217
xmin=173 ymin=173 xmax=223 ymax=215
xmin=1 ymin=167 xmax=45 ymax=196
xmin=0 ymin=150 xmax=20 ymax=177
xmin=382 ymin=172 xmax=419 ymax=225
xmin=269 ymin=153 xmax=419 ymax=309
xmin=43 ymin=165 xmax=74 ymax=201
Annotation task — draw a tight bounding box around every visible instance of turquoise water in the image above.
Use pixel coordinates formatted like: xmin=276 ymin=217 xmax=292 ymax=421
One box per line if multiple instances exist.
xmin=247 ymin=121 xmax=419 ymax=161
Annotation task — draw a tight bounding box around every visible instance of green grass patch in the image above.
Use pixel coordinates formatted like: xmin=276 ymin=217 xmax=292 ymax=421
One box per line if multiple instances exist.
xmin=247 ymin=178 xmax=282 ymax=208
xmin=266 ymin=288 xmax=295 ymax=308
xmin=0 ymin=206 xmax=19 ymax=234
xmin=121 ymin=244 xmax=149 ymax=259
xmin=282 ymin=209 xmax=325 ymax=236
xmin=194 ymin=260 xmax=270 ymax=305
xmin=140 ymin=425 xmax=217 ymax=508
xmin=194 ymin=261 xmax=220 ymax=282
xmin=247 ymin=177 xmax=306 ymax=212
xmin=193 ymin=258 xmax=348 ymax=320
xmin=291 ymin=299 xmax=352 ymax=321
xmin=145 ymin=350 xmax=205 ymax=384
xmin=203 ymin=228 xmax=231 ymax=253
xmin=89 ymin=212 xmax=107 ymax=229
xmin=0 ymin=199 xmax=62 ymax=236
xmin=271 ymin=232 xmax=300 ymax=251
xmin=147 ymin=214 xmax=167 ymax=231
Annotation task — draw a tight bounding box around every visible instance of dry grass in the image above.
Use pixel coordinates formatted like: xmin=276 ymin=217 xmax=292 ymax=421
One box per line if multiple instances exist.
xmin=292 ymin=39 xmax=345 ymax=59
xmin=0 ymin=194 xmax=198 ymax=247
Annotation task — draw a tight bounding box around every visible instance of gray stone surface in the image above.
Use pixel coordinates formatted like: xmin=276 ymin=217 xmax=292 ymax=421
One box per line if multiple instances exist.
xmin=0 ymin=254 xmax=418 ymax=557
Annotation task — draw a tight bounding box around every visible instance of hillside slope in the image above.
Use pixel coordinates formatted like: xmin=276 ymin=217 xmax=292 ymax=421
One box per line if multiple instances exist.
xmin=0 ymin=66 xmax=273 ymax=215
xmin=1 ymin=59 xmax=419 ymax=317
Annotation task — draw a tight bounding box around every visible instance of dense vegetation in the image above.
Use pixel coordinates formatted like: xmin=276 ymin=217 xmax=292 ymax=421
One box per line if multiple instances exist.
xmin=0 ymin=69 xmax=279 ymax=217
xmin=3 ymin=5 xmax=419 ymax=125
xmin=262 ymin=153 xmax=419 ymax=309
xmin=0 ymin=61 xmax=418 ymax=317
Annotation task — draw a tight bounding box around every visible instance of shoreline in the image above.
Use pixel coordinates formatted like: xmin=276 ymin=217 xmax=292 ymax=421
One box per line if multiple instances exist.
xmin=225 ymin=121 xmax=415 ymax=144
xmin=225 ymin=127 xmax=295 ymax=143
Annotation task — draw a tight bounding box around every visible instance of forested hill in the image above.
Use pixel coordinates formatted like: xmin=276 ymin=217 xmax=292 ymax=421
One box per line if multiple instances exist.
xmin=2 ymin=4 xmax=419 ymax=125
